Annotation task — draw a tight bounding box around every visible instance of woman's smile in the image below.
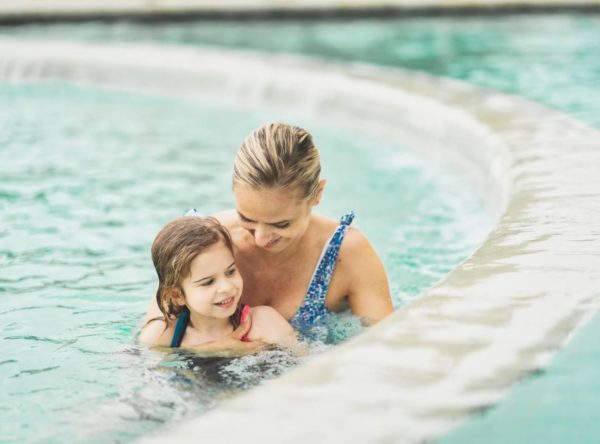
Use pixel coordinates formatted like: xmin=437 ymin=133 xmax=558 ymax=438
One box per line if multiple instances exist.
xmin=234 ymin=185 xmax=314 ymax=254
xmin=263 ymin=237 xmax=281 ymax=249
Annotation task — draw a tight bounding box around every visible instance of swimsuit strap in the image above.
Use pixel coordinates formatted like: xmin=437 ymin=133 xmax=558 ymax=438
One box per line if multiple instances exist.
xmin=170 ymin=305 xmax=250 ymax=347
xmin=290 ymin=211 xmax=355 ymax=330
xmin=308 ymin=210 xmax=354 ymax=302
xmin=170 ymin=307 xmax=190 ymax=348
xmin=340 ymin=211 xmax=355 ymax=226
xmin=240 ymin=304 xmax=251 ymax=342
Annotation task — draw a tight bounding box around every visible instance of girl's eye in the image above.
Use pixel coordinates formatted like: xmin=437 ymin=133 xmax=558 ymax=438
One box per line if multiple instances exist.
xmin=226 ymin=267 xmax=237 ymax=276
xmin=200 ymin=279 xmax=214 ymax=287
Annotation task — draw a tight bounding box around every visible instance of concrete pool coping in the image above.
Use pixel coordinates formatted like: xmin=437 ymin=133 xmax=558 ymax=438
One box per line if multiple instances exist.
xmin=1 ymin=0 xmax=600 ymax=23
xmin=1 ymin=39 xmax=599 ymax=443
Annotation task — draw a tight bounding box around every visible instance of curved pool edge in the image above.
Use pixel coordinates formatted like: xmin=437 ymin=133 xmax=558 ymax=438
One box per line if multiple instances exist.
xmin=1 ymin=39 xmax=599 ymax=443
xmin=1 ymin=0 xmax=600 ymax=24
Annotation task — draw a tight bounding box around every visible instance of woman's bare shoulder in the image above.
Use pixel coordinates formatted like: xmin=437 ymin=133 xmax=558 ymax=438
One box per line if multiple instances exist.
xmin=336 ymin=226 xmax=383 ymax=276
xmin=212 ymin=209 xmax=239 ymax=229
xmin=212 ymin=209 xmax=253 ymax=250
xmin=311 ymin=212 xmax=342 ymax=237
xmin=312 ymin=212 xmax=338 ymax=226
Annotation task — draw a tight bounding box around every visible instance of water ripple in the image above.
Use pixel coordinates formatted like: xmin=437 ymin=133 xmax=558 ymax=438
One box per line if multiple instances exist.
xmin=4 ymin=335 xmax=64 ymax=344
xmin=11 ymin=366 xmax=60 ymax=378
xmin=0 ymin=304 xmax=76 ymax=315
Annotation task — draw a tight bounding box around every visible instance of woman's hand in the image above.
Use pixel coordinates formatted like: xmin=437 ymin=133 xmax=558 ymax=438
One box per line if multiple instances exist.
xmin=184 ymin=314 xmax=266 ymax=357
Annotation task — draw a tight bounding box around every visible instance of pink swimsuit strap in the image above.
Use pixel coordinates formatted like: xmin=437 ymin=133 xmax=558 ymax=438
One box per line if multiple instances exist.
xmin=240 ymin=304 xmax=251 ymax=342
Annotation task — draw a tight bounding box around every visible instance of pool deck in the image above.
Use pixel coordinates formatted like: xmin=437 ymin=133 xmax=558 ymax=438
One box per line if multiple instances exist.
xmin=2 ymin=39 xmax=598 ymax=443
xmin=1 ymin=0 xmax=600 ymax=22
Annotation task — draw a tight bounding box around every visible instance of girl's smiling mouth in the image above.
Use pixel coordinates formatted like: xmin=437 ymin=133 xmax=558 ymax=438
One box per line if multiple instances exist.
xmin=214 ymin=296 xmax=235 ymax=308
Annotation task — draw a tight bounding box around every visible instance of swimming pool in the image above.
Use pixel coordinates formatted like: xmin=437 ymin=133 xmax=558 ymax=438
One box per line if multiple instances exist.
xmin=0 ymin=77 xmax=487 ymax=442
xmin=1 ymin=12 xmax=599 ymax=443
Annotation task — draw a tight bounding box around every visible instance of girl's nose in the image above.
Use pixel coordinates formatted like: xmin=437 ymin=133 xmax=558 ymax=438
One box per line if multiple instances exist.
xmin=218 ymin=277 xmax=236 ymax=293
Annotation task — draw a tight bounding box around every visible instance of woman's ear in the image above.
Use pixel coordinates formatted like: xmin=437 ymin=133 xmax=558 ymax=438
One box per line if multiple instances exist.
xmin=312 ymin=179 xmax=327 ymax=206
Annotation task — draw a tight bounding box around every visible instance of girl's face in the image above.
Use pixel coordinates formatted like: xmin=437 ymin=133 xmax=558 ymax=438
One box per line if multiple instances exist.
xmin=178 ymin=241 xmax=243 ymax=320
xmin=234 ymin=185 xmax=318 ymax=254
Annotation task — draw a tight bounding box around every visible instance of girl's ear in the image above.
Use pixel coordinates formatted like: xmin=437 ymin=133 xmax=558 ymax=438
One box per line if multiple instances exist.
xmin=312 ymin=179 xmax=327 ymax=206
xmin=167 ymin=288 xmax=185 ymax=306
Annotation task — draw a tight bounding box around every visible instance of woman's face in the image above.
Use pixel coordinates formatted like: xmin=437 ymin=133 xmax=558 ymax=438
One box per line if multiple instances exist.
xmin=233 ymin=185 xmax=315 ymax=254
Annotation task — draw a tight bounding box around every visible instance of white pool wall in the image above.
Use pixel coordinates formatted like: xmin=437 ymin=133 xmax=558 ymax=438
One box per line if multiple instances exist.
xmin=1 ymin=40 xmax=599 ymax=443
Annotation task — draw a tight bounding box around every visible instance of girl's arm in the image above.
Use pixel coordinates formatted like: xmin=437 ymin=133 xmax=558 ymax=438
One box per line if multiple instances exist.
xmin=138 ymin=319 xmax=173 ymax=347
xmin=246 ymin=306 xmax=298 ymax=347
xmin=139 ymin=315 xmax=265 ymax=356
xmin=144 ymin=298 xmax=163 ymax=324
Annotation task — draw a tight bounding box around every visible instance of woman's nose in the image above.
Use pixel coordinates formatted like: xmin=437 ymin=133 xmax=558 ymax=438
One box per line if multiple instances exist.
xmin=253 ymin=225 xmax=273 ymax=247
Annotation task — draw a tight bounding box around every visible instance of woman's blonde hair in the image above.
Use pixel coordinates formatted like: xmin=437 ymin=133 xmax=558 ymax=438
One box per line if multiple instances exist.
xmin=151 ymin=216 xmax=234 ymax=321
xmin=233 ymin=122 xmax=321 ymax=200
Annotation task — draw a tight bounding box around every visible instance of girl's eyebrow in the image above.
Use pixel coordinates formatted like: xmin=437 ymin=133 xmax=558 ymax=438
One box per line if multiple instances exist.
xmin=237 ymin=211 xmax=289 ymax=226
xmin=192 ymin=262 xmax=236 ymax=284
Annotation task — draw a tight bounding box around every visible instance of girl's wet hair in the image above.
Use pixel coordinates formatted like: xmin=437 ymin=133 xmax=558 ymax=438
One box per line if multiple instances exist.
xmin=151 ymin=216 xmax=235 ymax=321
xmin=233 ymin=122 xmax=321 ymax=200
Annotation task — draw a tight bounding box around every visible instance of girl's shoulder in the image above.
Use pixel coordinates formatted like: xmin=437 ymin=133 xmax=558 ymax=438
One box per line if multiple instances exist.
xmin=246 ymin=305 xmax=294 ymax=343
xmin=248 ymin=305 xmax=280 ymax=321
xmin=138 ymin=317 xmax=176 ymax=347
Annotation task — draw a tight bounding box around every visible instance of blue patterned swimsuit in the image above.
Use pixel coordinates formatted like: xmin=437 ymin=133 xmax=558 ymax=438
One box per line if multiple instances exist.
xmin=289 ymin=211 xmax=355 ymax=331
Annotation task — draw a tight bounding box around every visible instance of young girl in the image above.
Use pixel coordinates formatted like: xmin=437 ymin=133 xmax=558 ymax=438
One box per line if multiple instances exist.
xmin=139 ymin=216 xmax=295 ymax=350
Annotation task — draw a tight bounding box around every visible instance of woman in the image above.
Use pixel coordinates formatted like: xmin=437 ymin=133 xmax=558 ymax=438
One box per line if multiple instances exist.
xmin=145 ymin=122 xmax=393 ymax=348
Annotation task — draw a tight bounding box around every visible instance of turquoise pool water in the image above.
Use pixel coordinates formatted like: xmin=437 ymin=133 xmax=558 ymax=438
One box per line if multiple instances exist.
xmin=0 ymin=82 xmax=486 ymax=442
xmin=2 ymin=12 xmax=599 ymax=443
xmin=2 ymin=14 xmax=599 ymax=127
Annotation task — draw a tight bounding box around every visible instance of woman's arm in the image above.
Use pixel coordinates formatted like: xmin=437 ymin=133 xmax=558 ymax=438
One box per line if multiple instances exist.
xmin=185 ymin=338 xmax=266 ymax=357
xmin=340 ymin=229 xmax=394 ymax=325
xmin=184 ymin=315 xmax=267 ymax=357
